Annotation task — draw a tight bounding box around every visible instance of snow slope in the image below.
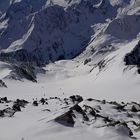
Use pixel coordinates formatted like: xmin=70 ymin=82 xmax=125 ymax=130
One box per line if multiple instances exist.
xmin=0 ymin=39 xmax=139 ymax=101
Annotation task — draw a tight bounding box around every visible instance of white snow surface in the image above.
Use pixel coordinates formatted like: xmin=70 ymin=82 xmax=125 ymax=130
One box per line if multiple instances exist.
xmin=0 ymin=0 xmax=140 ymax=140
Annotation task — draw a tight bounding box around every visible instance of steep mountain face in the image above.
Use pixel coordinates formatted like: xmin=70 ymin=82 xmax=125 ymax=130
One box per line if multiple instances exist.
xmin=0 ymin=0 xmax=12 ymax=15
xmin=124 ymin=40 xmax=140 ymax=72
xmin=0 ymin=0 xmax=139 ymax=85
xmin=1 ymin=0 xmax=138 ymax=66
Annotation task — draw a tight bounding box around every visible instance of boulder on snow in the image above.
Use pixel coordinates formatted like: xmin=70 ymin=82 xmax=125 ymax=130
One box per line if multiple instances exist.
xmin=0 ymin=97 xmax=8 ymax=103
xmin=0 ymin=80 xmax=7 ymax=88
xmin=33 ymin=100 xmax=38 ymax=106
xmin=40 ymin=98 xmax=46 ymax=105
xmin=55 ymin=110 xmax=75 ymax=127
xmin=69 ymin=95 xmax=83 ymax=103
xmin=84 ymin=58 xmax=91 ymax=65
xmin=0 ymin=110 xmax=4 ymax=117
xmin=131 ymin=105 xmax=138 ymax=112
xmin=86 ymin=98 xmax=94 ymax=101
xmin=12 ymin=103 xmax=21 ymax=112
xmin=15 ymin=99 xmax=29 ymax=108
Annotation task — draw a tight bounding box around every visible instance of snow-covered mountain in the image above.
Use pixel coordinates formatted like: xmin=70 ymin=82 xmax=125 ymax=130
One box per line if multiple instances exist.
xmin=1 ymin=0 xmax=140 ymax=140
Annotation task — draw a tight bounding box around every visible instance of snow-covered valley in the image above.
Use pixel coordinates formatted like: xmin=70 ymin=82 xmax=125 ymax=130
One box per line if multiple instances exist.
xmin=0 ymin=39 xmax=140 ymax=101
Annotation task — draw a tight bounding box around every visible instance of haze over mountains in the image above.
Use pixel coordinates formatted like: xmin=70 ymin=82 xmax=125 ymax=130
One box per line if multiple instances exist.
xmin=0 ymin=0 xmax=140 ymax=140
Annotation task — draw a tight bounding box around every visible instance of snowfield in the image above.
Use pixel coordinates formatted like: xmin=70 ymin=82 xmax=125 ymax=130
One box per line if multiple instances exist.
xmin=0 ymin=39 xmax=140 ymax=102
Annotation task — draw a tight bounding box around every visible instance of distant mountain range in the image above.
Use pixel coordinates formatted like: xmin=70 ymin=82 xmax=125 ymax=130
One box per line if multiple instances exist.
xmin=0 ymin=0 xmax=139 ymax=67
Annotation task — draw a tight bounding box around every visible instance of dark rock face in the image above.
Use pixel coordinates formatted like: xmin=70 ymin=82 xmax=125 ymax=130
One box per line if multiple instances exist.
xmin=84 ymin=58 xmax=91 ymax=65
xmin=40 ymin=98 xmax=46 ymax=105
xmin=69 ymin=95 xmax=83 ymax=103
xmin=33 ymin=101 xmax=38 ymax=106
xmin=0 ymin=0 xmax=118 ymax=66
xmin=0 ymin=49 xmax=48 ymax=67
xmin=0 ymin=97 xmax=9 ymax=103
xmin=12 ymin=104 xmax=21 ymax=112
xmin=86 ymin=98 xmax=94 ymax=101
xmin=71 ymin=104 xmax=89 ymax=121
xmin=12 ymin=65 xmax=37 ymax=82
xmin=0 ymin=97 xmax=29 ymax=118
xmin=131 ymin=105 xmax=138 ymax=112
xmin=12 ymin=99 xmax=29 ymax=111
xmin=5 ymin=64 xmax=37 ymax=82
xmin=15 ymin=99 xmax=29 ymax=108
xmin=55 ymin=110 xmax=75 ymax=127
xmin=124 ymin=41 xmax=140 ymax=68
xmin=124 ymin=40 xmax=140 ymax=74
xmin=0 ymin=110 xmax=4 ymax=117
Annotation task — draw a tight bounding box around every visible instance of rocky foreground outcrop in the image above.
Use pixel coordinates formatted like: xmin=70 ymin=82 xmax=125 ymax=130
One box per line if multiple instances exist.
xmin=1 ymin=95 xmax=140 ymax=138
xmin=124 ymin=40 xmax=140 ymax=73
